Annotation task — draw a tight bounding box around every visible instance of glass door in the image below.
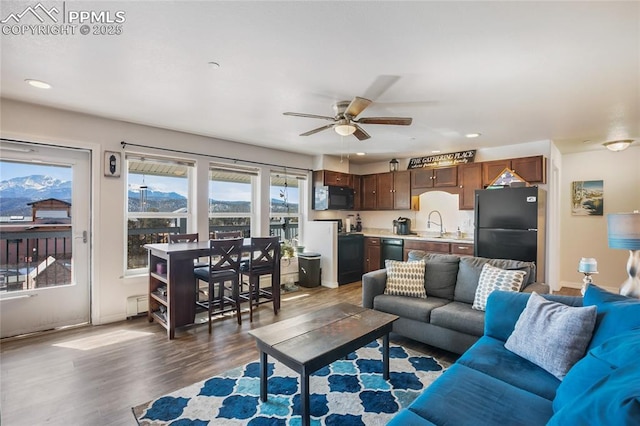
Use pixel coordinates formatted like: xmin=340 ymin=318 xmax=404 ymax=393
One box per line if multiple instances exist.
xmin=0 ymin=141 xmax=91 ymax=338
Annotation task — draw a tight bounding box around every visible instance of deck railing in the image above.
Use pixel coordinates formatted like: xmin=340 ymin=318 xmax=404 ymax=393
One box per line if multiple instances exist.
xmin=0 ymin=227 xmax=72 ymax=292
xmin=1 ymin=222 xmax=300 ymax=290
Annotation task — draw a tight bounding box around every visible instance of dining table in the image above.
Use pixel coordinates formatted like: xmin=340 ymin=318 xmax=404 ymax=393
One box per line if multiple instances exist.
xmin=144 ymin=238 xmax=281 ymax=339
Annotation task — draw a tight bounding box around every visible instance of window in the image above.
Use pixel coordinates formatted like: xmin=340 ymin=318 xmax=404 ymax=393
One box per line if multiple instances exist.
xmin=270 ymin=170 xmax=305 ymax=243
xmin=0 ymin=159 xmax=74 ymax=291
xmin=209 ymin=164 xmax=256 ymax=238
xmin=126 ymin=155 xmax=193 ymax=273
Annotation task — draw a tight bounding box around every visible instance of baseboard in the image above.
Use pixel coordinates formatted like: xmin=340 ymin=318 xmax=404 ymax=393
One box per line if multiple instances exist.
xmin=321 ymin=280 xmax=338 ymax=289
xmin=93 ymin=312 xmax=128 ymax=325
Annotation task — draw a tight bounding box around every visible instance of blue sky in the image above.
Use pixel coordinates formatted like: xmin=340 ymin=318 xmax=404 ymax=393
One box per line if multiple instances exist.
xmin=0 ymin=160 xmax=72 ymax=181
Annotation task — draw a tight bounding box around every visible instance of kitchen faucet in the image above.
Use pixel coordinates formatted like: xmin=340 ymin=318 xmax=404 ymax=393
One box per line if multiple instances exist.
xmin=427 ymin=210 xmax=445 ymax=236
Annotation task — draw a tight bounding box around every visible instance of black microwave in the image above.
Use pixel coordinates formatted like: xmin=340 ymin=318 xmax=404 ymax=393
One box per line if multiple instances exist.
xmin=313 ymin=185 xmax=354 ymax=210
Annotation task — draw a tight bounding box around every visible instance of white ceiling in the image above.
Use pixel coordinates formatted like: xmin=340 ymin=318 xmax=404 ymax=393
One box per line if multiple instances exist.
xmin=1 ymin=1 xmax=638 ymax=163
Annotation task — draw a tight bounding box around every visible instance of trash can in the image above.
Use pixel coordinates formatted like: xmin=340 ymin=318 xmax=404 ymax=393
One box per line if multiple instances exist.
xmin=298 ymin=252 xmax=321 ymax=288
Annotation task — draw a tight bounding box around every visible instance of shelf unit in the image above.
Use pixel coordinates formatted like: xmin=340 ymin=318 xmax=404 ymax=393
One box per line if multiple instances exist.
xmin=145 ymin=242 xmax=205 ymax=339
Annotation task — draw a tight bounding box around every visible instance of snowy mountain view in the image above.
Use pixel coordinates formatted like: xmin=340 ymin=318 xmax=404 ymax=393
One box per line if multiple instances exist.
xmin=0 ymin=175 xmax=297 ymax=216
xmin=0 ymin=175 xmax=72 ymax=216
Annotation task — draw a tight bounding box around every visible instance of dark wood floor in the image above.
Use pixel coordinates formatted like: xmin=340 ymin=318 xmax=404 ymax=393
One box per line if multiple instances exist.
xmin=0 ymin=281 xmax=458 ymax=426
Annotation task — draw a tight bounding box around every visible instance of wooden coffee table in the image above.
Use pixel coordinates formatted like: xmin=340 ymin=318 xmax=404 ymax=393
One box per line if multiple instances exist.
xmin=248 ymin=303 xmax=398 ymax=426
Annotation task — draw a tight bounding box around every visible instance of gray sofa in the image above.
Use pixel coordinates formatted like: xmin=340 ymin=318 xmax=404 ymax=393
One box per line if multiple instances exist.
xmin=362 ymin=251 xmax=549 ymax=354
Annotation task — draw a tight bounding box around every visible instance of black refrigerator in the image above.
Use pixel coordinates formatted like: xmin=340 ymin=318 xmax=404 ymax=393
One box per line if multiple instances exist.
xmin=474 ymin=186 xmax=546 ymax=280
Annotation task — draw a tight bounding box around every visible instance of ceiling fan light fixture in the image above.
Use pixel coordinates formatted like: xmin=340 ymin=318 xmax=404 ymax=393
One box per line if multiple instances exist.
xmin=334 ymin=123 xmax=357 ymax=136
xmin=603 ymin=139 xmax=634 ymax=152
xmin=25 ymin=79 xmax=51 ymax=89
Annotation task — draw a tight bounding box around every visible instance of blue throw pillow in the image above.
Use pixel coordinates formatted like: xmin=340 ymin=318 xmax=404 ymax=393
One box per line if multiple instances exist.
xmin=548 ymin=363 xmax=640 ymax=425
xmin=584 ymin=284 xmax=640 ymax=349
xmin=553 ymin=329 xmax=640 ymax=412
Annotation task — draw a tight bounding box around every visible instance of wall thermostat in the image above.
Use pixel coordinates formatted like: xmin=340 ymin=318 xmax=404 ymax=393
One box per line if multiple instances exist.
xmin=104 ymin=151 xmax=121 ymax=177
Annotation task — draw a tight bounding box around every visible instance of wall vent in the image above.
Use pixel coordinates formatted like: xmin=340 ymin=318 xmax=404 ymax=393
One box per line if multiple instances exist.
xmin=126 ymin=294 xmax=148 ymax=318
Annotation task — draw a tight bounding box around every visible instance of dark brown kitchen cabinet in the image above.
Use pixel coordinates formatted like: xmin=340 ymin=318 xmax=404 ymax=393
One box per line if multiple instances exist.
xmin=351 ymin=174 xmax=362 ymax=210
xmin=313 ymin=170 xmax=352 ymax=187
xmin=457 ymin=163 xmax=483 ymax=210
xmin=411 ymin=167 xmax=458 ymax=190
xmin=364 ymin=237 xmax=381 ymax=273
xmin=482 ymin=159 xmax=512 ymax=186
xmin=450 ymin=243 xmax=474 ymax=256
xmin=511 ymin=156 xmax=546 ymax=184
xmin=482 ymin=156 xmax=546 ymax=186
xmin=361 ymin=174 xmax=378 ymax=210
xmin=376 ymin=173 xmax=394 ymax=209
xmin=377 ymin=171 xmax=411 ymax=210
xmin=403 ymin=239 xmax=450 ymax=260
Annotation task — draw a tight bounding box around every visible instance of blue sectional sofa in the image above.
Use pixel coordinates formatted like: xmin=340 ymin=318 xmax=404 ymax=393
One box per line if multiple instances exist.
xmin=389 ymin=284 xmax=640 ymax=425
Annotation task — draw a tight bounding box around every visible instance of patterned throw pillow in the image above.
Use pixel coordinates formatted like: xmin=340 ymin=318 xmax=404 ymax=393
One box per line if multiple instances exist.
xmin=384 ymin=259 xmax=427 ymax=298
xmin=472 ymin=263 xmax=526 ymax=311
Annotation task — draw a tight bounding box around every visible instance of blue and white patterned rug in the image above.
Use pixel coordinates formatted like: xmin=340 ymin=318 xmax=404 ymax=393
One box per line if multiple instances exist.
xmin=133 ymin=340 xmax=448 ymax=425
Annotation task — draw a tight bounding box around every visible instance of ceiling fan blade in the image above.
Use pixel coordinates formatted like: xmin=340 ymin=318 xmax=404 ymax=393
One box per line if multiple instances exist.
xmin=345 ymin=97 xmax=372 ymax=118
xmin=353 ymin=124 xmax=371 ymax=141
xmin=300 ymin=123 xmax=335 ymax=136
xmin=283 ymin=112 xmax=335 ymax=121
xmin=362 ymin=75 xmax=401 ymax=100
xmin=356 ymin=117 xmax=413 ymax=126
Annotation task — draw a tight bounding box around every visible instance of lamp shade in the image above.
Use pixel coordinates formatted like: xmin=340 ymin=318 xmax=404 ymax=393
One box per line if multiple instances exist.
xmin=334 ymin=123 xmax=356 ymax=136
xmin=607 ymin=212 xmax=640 ymax=250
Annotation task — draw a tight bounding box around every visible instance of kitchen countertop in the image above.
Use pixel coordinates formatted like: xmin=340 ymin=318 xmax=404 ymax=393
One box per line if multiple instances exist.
xmin=345 ymin=228 xmax=474 ymax=244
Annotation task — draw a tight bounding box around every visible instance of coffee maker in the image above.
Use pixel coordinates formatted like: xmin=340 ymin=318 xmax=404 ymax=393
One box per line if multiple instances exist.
xmin=393 ymin=217 xmax=411 ymax=235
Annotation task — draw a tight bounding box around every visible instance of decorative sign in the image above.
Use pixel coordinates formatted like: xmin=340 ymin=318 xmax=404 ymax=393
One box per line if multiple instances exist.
xmin=407 ymin=150 xmax=476 ymax=169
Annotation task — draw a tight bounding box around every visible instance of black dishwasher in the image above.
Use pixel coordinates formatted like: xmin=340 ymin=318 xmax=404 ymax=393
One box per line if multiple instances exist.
xmin=381 ymin=238 xmax=404 ymax=268
xmin=337 ymin=233 xmax=364 ymax=285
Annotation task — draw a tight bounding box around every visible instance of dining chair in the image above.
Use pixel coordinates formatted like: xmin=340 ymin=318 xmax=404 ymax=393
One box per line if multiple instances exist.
xmin=168 ymin=233 xmax=199 ymax=243
xmin=194 ymin=237 xmax=244 ymax=332
xmin=168 ymin=233 xmax=210 ymax=302
xmin=240 ymin=236 xmax=281 ymax=322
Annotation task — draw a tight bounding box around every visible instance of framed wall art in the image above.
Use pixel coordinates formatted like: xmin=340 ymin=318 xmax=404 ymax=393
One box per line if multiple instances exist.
xmin=571 ymin=180 xmax=603 ymax=216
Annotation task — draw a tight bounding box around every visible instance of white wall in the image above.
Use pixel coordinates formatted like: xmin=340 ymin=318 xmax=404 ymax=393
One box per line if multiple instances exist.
xmin=0 ymin=98 xmax=315 ymax=324
xmin=560 ymin=146 xmax=640 ymax=292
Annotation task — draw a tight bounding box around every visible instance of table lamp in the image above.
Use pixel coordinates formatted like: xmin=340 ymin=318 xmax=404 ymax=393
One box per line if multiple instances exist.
xmin=607 ymin=211 xmax=640 ymax=297
xmin=578 ymin=257 xmax=598 ymax=295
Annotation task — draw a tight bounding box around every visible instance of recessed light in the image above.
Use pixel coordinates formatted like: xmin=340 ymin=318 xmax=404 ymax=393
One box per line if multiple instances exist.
xmin=356 ymin=152 xmax=366 ymax=156
xmin=208 ymin=61 xmax=220 ymax=69
xmin=25 ymin=79 xmax=51 ymax=89
xmin=465 ymin=133 xmax=481 ymax=138
xmin=432 ymin=150 xmax=441 ymax=153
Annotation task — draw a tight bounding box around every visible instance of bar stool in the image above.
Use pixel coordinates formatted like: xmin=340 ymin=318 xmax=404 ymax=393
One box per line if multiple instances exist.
xmin=194 ymin=238 xmax=244 ymax=332
xmin=240 ymin=236 xmax=281 ymax=322
xmin=168 ymin=233 xmax=199 ymax=244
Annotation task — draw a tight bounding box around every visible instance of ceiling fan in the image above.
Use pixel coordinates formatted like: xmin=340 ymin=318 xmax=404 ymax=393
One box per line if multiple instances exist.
xmin=283 ymin=96 xmax=412 ymax=141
